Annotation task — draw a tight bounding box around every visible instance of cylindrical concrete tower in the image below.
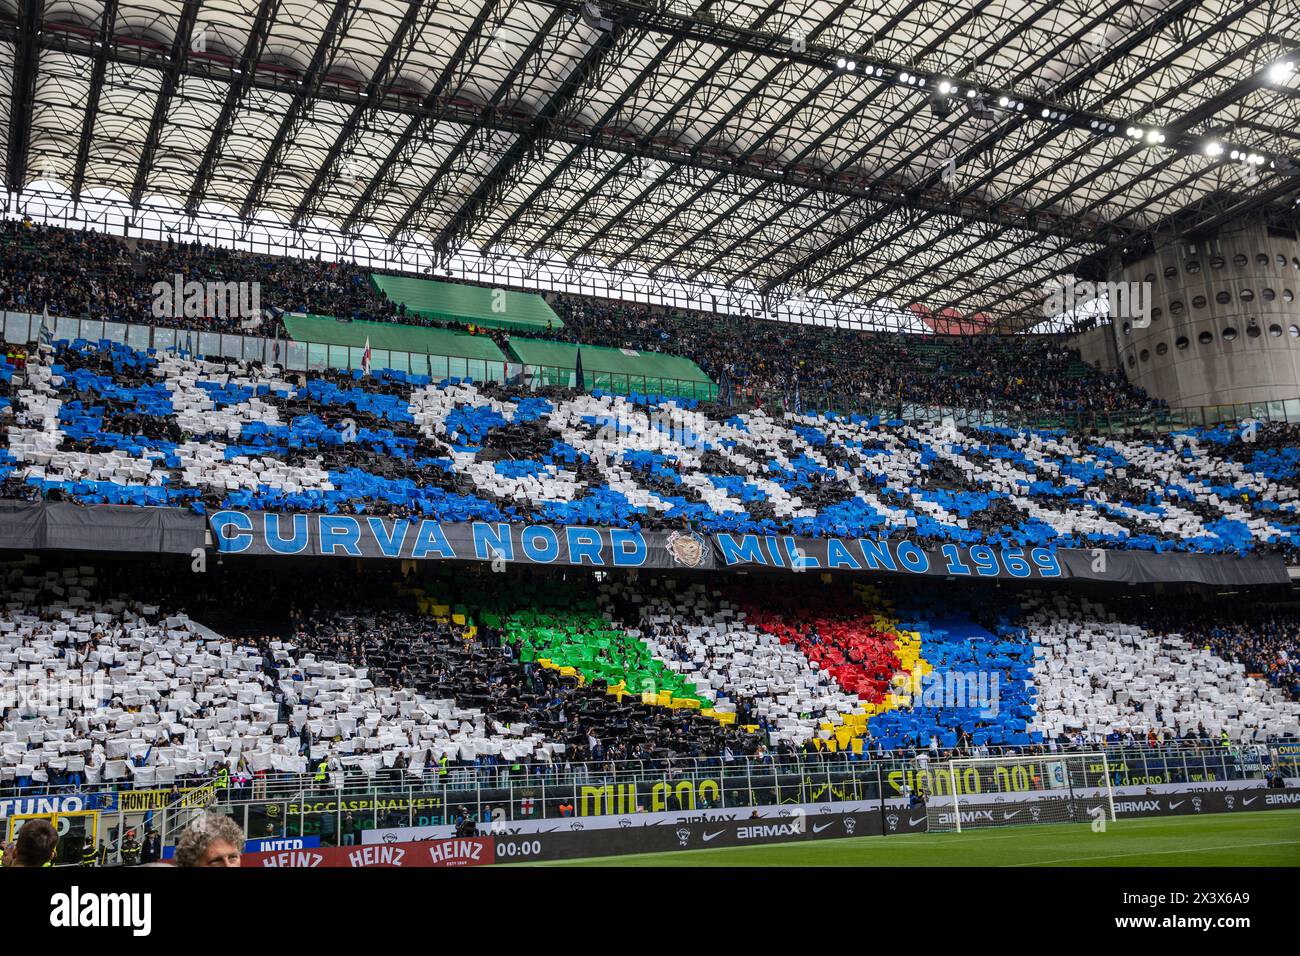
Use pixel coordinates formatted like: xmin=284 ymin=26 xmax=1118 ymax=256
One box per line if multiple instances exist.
xmin=1112 ymin=221 xmax=1300 ymax=406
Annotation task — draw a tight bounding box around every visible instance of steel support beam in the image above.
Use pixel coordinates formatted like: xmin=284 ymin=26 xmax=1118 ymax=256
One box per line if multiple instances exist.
xmin=183 ymin=0 xmax=282 ymax=214
xmin=411 ymin=10 xmax=644 ymax=260
xmin=5 ymin=0 xmax=43 ymax=198
xmin=287 ymin=0 xmax=428 ymax=230
xmin=689 ymin=0 xmax=1142 ymax=290
xmin=386 ymin=4 xmax=571 ymax=245
xmin=69 ymin=0 xmax=118 ymax=202
xmin=758 ymin=0 xmax=1212 ymax=300
xmin=127 ymin=0 xmax=203 ymax=208
xmin=238 ymin=0 xmax=358 ymax=219
xmin=904 ymin=14 xmax=1289 ymax=325
xmin=475 ymin=0 xmax=736 ymax=256
xmin=332 ymin=0 xmax=504 ymax=235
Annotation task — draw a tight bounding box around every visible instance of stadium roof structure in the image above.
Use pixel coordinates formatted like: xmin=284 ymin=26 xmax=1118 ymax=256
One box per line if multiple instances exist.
xmin=1 ymin=0 xmax=1298 ymax=332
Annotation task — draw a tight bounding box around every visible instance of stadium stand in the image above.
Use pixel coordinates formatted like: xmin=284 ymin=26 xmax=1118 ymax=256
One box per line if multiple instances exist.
xmin=543 ymin=293 xmax=1154 ymax=413
xmin=3 ymin=0 xmax=1299 ymax=895
xmin=1100 ymin=597 xmax=1300 ymax=701
xmin=1025 ymin=593 xmax=1298 ymax=744
xmin=2 ymin=340 xmax=1295 ymax=557
xmin=0 ymin=221 xmax=1152 ymax=414
xmin=0 ymin=564 xmax=550 ymax=789
xmin=609 ymin=579 xmax=873 ymax=744
xmin=1 ymin=559 xmax=1295 ymax=794
xmin=0 ymin=221 xmax=390 ymax=332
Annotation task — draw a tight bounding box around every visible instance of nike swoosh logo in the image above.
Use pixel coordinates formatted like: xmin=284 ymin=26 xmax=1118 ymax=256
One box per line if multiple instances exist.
xmin=1004 ymin=810 xmax=1021 ymax=819
xmin=702 ymin=830 xmax=724 ymax=842
xmin=909 ymin=816 xmax=927 ymax=826
xmin=1243 ymin=797 xmax=1257 ymax=805
xmin=812 ymin=822 xmax=833 ymax=833
xmin=1169 ymin=801 xmax=1184 ymax=809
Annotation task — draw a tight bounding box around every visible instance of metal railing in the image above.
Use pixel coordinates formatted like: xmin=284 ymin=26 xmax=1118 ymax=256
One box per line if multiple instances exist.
xmin=8 ymin=740 xmax=1294 ymax=855
xmin=206 ymin=740 xmax=1298 ymax=847
xmin=9 ymin=740 xmax=1290 ymax=803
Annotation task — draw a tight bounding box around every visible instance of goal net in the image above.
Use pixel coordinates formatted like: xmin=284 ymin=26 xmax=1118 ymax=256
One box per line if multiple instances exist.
xmin=923 ymin=752 xmax=1116 ymax=832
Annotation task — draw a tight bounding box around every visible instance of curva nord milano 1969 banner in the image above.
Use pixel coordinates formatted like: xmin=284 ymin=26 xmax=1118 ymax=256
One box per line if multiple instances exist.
xmin=207 ymin=510 xmax=1289 ymax=586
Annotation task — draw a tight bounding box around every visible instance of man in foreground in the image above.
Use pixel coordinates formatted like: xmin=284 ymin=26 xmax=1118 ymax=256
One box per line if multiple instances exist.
xmin=172 ymin=814 xmax=245 ymax=868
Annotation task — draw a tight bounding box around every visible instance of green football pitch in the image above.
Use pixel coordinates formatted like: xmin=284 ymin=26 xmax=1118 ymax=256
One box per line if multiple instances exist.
xmin=509 ymin=809 xmax=1300 ymax=867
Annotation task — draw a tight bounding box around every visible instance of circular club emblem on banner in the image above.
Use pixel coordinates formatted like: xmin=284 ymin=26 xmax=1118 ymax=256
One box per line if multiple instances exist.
xmin=666 ymin=531 xmax=708 ymax=568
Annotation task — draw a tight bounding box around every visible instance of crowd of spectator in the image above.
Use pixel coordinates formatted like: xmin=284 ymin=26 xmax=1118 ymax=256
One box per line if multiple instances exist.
xmin=1 ymin=558 xmax=1294 ymax=856
xmin=93 ymin=562 xmax=766 ymax=774
xmin=0 ymin=219 xmax=399 ymax=336
xmin=10 ymin=336 xmax=1284 ymax=556
xmin=0 ymin=219 xmax=1154 ymax=415
xmin=544 ymin=294 xmax=1154 ymax=414
xmin=1129 ymin=601 xmax=1300 ymax=700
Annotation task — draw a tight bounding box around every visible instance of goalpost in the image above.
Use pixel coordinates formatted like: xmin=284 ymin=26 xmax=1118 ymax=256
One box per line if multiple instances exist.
xmin=923 ymin=752 xmax=1116 ymax=833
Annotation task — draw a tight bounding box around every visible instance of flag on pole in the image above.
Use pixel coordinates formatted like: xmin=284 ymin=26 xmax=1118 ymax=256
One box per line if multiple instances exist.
xmin=38 ymin=305 xmax=52 ymax=347
xmin=574 ymin=348 xmax=585 ymax=390
xmin=361 ymin=336 xmax=372 ymax=376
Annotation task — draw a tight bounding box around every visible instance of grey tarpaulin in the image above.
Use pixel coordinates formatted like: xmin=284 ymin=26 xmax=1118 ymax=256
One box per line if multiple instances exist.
xmin=0 ymin=500 xmax=205 ymax=555
xmin=1055 ymin=548 xmax=1290 ymax=586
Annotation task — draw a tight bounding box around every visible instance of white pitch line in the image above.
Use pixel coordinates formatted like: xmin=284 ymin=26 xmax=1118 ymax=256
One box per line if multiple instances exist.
xmin=509 ymin=811 xmax=1300 ymax=866
xmin=1001 ymin=838 xmax=1300 ymax=867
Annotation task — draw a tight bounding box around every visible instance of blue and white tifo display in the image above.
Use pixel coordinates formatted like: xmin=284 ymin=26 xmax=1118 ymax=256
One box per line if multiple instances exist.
xmin=5 ymin=339 xmax=1300 ymax=564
